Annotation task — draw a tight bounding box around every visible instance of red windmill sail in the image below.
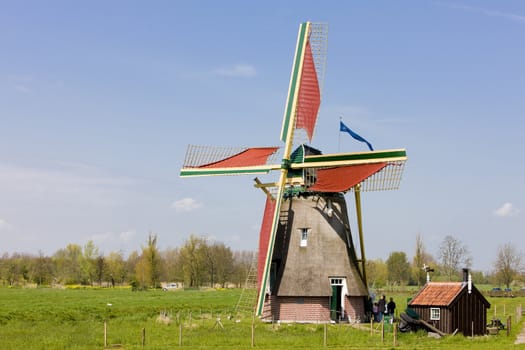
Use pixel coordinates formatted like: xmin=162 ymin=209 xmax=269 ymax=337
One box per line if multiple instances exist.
xmin=308 ymin=163 xmax=387 ymax=193
xmin=197 ymin=147 xmax=279 ymax=168
xmin=295 ymin=40 xmax=321 ymax=142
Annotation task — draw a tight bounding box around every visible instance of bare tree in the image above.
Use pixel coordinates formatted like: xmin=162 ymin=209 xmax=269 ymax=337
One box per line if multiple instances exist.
xmin=439 ymin=235 xmax=471 ymax=281
xmin=232 ymin=250 xmax=256 ymax=287
xmin=208 ymin=242 xmax=234 ymax=288
xmin=32 ymin=251 xmax=53 ymax=285
xmin=412 ymin=233 xmax=437 ymax=286
xmin=494 ymin=242 xmax=523 ymax=289
xmin=413 ymin=233 xmax=426 ymax=286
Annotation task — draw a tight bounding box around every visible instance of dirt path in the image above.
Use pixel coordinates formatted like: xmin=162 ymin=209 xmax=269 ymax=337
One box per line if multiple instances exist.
xmin=515 ymin=322 xmax=525 ymax=345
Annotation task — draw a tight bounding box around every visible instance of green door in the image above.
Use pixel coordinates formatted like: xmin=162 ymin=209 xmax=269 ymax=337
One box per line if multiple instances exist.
xmin=330 ymin=285 xmax=341 ymax=321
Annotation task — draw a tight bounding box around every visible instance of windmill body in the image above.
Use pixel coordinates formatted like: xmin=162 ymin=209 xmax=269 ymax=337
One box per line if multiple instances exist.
xmin=264 ymin=191 xmax=368 ymax=322
xmin=180 ymin=22 xmax=407 ymax=323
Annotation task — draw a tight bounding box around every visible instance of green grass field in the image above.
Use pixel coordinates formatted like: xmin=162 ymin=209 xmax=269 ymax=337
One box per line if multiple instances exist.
xmin=0 ymin=287 xmax=524 ymax=349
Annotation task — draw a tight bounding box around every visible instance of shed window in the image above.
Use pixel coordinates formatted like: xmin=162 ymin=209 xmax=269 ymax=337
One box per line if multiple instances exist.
xmin=299 ymin=228 xmax=309 ymax=247
xmin=430 ymin=308 xmax=440 ymax=320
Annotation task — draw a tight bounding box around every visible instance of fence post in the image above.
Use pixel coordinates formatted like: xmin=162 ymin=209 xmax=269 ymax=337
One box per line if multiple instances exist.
xmin=381 ymin=318 xmax=384 ymax=343
xmin=104 ymin=320 xmax=107 ymax=348
xmin=393 ymin=322 xmax=397 ymax=347
xmin=179 ymin=322 xmax=183 ymax=346
xmin=507 ymin=316 xmax=512 ymax=336
xmin=370 ymin=318 xmax=373 ymax=335
xmin=141 ymin=327 xmax=146 ymax=348
xmin=323 ymin=323 xmax=327 ymax=347
xmin=251 ymin=316 xmax=255 ymax=347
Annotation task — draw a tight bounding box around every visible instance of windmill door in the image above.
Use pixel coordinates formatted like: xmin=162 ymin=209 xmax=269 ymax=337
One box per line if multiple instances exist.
xmin=330 ymin=278 xmax=344 ymax=321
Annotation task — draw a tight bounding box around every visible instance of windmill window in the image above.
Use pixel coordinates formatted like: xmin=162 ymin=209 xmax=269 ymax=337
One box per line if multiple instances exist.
xmin=330 ymin=278 xmax=343 ymax=285
xmin=430 ymin=308 xmax=440 ymax=320
xmin=299 ymin=228 xmax=309 ymax=247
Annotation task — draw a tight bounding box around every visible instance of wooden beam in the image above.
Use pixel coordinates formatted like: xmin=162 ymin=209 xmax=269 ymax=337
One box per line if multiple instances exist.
xmin=253 ymin=178 xmax=274 ymax=200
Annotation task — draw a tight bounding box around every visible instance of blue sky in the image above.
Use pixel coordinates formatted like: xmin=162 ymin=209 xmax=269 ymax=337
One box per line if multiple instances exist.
xmin=1 ymin=1 xmax=524 ymax=272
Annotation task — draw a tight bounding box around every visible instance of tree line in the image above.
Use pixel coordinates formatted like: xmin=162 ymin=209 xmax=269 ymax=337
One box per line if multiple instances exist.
xmin=0 ymin=234 xmax=255 ymax=289
xmin=1 ymin=233 xmax=523 ymax=290
xmin=366 ymin=234 xmax=525 ymax=289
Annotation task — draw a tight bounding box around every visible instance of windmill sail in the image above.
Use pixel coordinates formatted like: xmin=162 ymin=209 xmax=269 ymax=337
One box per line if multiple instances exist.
xmin=280 ymin=23 xmax=327 ymax=145
xmin=180 ymin=145 xmax=280 ymax=177
xmin=294 ymin=39 xmax=321 ymax=141
xmin=257 ymin=196 xmax=276 ymax=291
xmin=256 ymin=22 xmax=325 ymax=316
xmin=308 ymin=163 xmax=388 ymax=192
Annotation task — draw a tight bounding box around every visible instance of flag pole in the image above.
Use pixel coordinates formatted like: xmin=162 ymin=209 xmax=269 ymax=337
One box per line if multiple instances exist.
xmin=338 ymin=116 xmax=342 ymax=152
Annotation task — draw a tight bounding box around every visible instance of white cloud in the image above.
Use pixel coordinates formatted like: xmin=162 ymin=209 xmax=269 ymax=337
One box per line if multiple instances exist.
xmin=493 ymin=202 xmax=520 ymax=217
xmin=0 ymin=162 xmax=137 ymax=207
xmin=214 ymin=64 xmax=257 ymax=78
xmin=15 ymin=85 xmax=32 ymax=93
xmin=119 ymin=231 xmax=135 ymax=241
xmin=89 ymin=232 xmax=113 ymax=243
xmin=0 ymin=219 xmax=13 ymax=231
xmin=88 ymin=230 xmax=136 ymax=246
xmin=172 ymin=197 xmax=202 ymax=212
xmin=229 ymin=234 xmax=241 ymax=243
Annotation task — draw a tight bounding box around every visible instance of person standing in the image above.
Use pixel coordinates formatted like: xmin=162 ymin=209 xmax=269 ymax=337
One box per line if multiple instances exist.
xmin=387 ymin=297 xmax=396 ymax=318
xmin=377 ymin=295 xmax=386 ymax=321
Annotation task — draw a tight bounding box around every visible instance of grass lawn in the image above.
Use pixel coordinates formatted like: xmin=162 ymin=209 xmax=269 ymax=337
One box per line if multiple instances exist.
xmin=0 ymin=287 xmax=524 ymax=349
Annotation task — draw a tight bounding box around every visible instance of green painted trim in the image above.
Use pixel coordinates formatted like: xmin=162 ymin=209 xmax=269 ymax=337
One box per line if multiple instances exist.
xmin=256 ymin=181 xmax=285 ymax=316
xmin=290 ymin=144 xmax=305 ymax=164
xmin=180 ymin=167 xmax=273 ymax=177
xmin=280 ymin=23 xmax=308 ymax=143
xmin=304 ymin=149 xmax=407 ymax=164
xmin=257 ymin=23 xmax=310 ymax=315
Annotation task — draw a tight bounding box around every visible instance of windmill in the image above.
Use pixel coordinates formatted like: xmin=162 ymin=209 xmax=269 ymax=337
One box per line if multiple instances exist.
xmin=180 ymin=22 xmax=407 ymax=322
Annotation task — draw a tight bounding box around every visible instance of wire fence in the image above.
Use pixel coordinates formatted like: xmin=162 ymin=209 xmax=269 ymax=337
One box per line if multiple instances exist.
xmin=99 ymin=304 xmax=524 ymax=349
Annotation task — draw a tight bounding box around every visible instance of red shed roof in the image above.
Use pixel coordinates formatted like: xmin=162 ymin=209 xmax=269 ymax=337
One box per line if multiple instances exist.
xmin=409 ymin=282 xmax=465 ymax=307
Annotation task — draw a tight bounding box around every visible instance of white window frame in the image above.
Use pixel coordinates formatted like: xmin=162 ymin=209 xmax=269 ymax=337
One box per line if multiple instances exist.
xmin=330 ymin=278 xmax=343 ymax=285
xmin=430 ymin=307 xmax=440 ymax=320
xmin=299 ymin=228 xmax=309 ymax=247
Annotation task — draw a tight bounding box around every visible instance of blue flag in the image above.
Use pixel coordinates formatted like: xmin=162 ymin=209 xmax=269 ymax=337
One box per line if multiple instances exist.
xmin=339 ymin=121 xmax=374 ymax=151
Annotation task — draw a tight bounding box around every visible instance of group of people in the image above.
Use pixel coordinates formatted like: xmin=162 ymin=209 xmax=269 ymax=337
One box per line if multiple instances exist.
xmin=369 ymin=294 xmax=396 ymax=322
